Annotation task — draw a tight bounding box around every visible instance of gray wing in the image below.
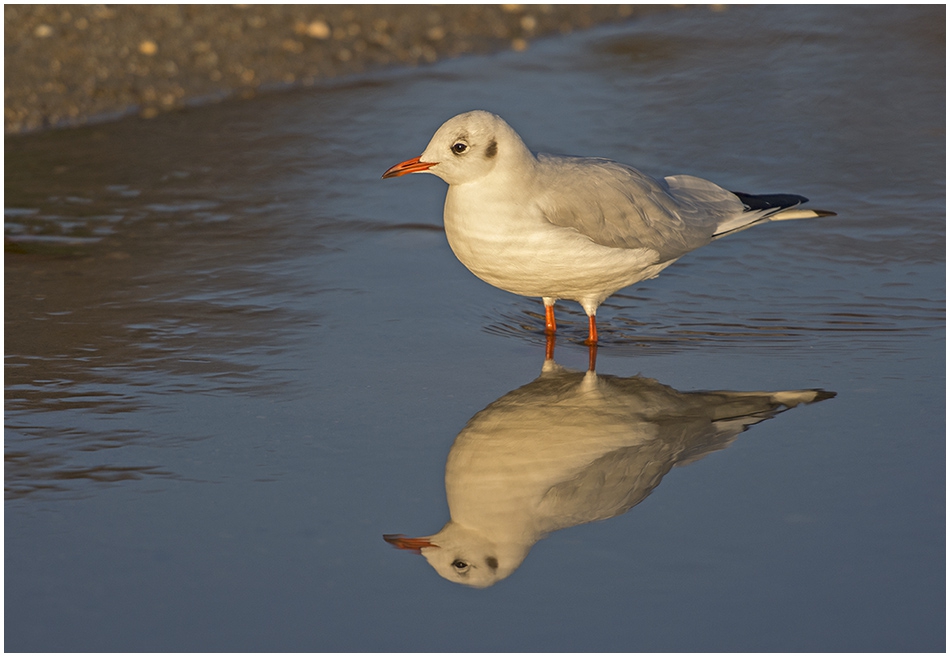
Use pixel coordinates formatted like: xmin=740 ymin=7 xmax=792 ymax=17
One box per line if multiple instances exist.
xmin=537 ymin=442 xmax=677 ymax=529
xmin=535 ymin=154 xmax=745 ymax=262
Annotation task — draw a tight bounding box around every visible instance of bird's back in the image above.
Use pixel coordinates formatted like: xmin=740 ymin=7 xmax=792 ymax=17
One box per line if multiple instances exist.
xmin=535 ymin=154 xmax=742 ymax=262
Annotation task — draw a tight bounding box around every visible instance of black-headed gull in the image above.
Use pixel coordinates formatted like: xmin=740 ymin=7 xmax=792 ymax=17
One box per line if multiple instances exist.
xmin=384 ymin=359 xmax=835 ymax=587
xmin=383 ymin=110 xmax=834 ymax=344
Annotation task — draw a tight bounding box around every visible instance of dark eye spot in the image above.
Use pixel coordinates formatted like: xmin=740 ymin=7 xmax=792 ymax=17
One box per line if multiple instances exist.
xmin=486 ymin=556 xmax=498 ymax=570
xmin=452 ymin=142 xmax=468 ymax=155
xmin=485 ymin=139 xmax=497 ymax=158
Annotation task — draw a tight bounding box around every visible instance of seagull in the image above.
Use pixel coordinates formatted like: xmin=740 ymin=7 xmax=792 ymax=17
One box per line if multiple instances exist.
xmin=382 ymin=110 xmax=835 ymax=345
xmin=384 ymin=358 xmax=835 ymax=588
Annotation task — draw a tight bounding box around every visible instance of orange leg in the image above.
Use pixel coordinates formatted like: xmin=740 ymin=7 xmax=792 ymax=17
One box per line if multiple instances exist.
xmin=544 ymin=304 xmax=557 ymax=334
xmin=545 ymin=332 xmax=556 ymax=361
xmin=584 ymin=315 xmax=598 ymax=346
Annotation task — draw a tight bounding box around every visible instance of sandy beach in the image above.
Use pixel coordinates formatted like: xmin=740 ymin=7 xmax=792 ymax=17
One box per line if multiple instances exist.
xmin=4 ymin=4 xmax=667 ymax=134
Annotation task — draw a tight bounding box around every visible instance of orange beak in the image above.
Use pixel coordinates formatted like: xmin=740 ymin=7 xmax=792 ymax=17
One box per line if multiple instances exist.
xmin=383 ymin=534 xmax=439 ymax=554
xmin=381 ymin=156 xmax=437 ymax=179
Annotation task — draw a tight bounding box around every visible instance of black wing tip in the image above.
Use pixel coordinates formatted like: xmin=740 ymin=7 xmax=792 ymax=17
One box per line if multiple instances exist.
xmin=812 ymin=389 xmax=837 ymax=403
xmin=732 ymin=191 xmax=810 ymax=211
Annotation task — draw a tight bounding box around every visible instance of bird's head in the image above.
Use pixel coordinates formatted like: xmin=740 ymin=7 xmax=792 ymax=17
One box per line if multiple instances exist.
xmin=384 ymin=521 xmax=528 ymax=588
xmin=382 ymin=110 xmax=533 ymax=186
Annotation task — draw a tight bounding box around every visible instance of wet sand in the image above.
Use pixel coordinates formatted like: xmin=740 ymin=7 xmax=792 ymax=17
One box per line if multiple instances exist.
xmin=4 ymin=4 xmax=669 ymax=134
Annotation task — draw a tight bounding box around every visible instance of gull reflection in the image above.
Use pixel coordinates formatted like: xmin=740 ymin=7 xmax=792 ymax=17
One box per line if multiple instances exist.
xmin=385 ymin=353 xmax=834 ymax=588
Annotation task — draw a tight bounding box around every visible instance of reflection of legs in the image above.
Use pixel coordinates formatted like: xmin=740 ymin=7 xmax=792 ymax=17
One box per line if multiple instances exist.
xmin=545 ymin=324 xmax=596 ymax=370
xmin=587 ymin=341 xmax=597 ymax=372
xmin=545 ymin=332 xmax=556 ymax=361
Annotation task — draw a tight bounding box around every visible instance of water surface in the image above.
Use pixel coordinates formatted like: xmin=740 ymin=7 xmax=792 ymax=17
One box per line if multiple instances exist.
xmin=5 ymin=5 xmax=944 ymax=651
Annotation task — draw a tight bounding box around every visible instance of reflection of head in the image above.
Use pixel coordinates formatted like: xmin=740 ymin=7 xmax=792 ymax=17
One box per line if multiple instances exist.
xmin=387 ymin=523 xmax=522 ymax=588
xmin=386 ymin=364 xmax=834 ymax=587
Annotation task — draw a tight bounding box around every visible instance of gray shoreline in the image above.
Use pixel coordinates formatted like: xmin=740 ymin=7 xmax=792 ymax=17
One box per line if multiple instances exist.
xmin=4 ymin=4 xmax=670 ymax=135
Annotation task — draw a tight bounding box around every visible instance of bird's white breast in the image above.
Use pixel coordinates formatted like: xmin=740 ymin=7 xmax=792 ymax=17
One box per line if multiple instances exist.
xmin=443 ymin=182 xmax=669 ymax=308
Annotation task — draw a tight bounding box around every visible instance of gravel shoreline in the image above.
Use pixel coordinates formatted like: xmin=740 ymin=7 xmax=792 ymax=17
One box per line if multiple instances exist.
xmin=4 ymin=4 xmax=668 ymax=135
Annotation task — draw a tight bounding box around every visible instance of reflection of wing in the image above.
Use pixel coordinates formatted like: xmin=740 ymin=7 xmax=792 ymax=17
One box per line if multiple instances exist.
xmin=539 ymin=443 xmax=676 ymax=529
xmin=536 ymin=376 xmax=834 ymax=530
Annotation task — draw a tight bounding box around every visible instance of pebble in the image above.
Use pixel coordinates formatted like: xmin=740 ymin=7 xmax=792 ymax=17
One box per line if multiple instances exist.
xmin=305 ymin=20 xmax=331 ymax=40
xmin=138 ymin=40 xmax=158 ymax=56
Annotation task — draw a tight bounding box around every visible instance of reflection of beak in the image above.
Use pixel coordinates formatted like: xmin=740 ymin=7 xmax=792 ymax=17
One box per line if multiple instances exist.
xmin=383 ymin=534 xmax=439 ymax=554
xmin=381 ymin=156 xmax=436 ymax=179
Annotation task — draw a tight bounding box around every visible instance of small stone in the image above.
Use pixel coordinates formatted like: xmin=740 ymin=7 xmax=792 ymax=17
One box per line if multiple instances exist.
xmin=511 ymin=38 xmax=528 ymax=52
xmin=371 ymin=31 xmax=391 ymax=47
xmin=305 ymin=20 xmax=331 ymax=39
xmin=34 ymin=24 xmax=53 ymax=38
xmin=281 ymin=39 xmax=304 ymax=53
xmin=520 ymin=15 xmax=537 ymax=32
xmin=138 ymin=40 xmax=158 ymax=56
xmin=426 ymin=26 xmax=445 ymax=41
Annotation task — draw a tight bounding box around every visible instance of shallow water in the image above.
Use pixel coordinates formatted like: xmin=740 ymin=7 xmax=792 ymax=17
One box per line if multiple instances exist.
xmin=5 ymin=5 xmax=944 ymax=651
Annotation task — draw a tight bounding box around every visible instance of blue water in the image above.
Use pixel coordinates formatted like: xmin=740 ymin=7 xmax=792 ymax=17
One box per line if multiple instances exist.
xmin=5 ymin=5 xmax=944 ymax=651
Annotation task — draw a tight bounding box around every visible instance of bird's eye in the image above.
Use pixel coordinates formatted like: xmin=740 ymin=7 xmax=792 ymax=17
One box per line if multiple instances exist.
xmin=451 ymin=142 xmax=468 ymax=155
xmin=451 ymin=559 xmax=469 ymax=571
